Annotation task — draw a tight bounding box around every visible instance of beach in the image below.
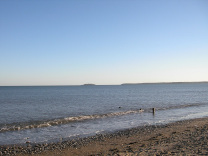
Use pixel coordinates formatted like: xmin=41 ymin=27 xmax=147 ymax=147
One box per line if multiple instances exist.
xmin=1 ymin=117 xmax=208 ymax=155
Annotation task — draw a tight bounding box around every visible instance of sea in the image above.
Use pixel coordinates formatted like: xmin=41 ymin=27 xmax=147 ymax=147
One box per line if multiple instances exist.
xmin=0 ymin=83 xmax=208 ymax=145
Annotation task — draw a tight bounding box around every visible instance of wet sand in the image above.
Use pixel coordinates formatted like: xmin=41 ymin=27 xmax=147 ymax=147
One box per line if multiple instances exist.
xmin=2 ymin=117 xmax=208 ymax=155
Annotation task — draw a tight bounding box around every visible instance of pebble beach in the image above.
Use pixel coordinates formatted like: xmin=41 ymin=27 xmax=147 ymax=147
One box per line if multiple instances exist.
xmin=1 ymin=117 xmax=208 ymax=155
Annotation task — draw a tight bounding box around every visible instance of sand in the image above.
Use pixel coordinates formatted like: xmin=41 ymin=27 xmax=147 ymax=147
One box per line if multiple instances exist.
xmin=41 ymin=118 xmax=208 ymax=155
xmin=2 ymin=117 xmax=208 ymax=155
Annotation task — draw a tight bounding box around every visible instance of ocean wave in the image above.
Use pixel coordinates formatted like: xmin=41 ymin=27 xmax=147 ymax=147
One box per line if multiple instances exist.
xmin=156 ymin=103 xmax=205 ymax=111
xmin=0 ymin=110 xmax=139 ymax=133
xmin=0 ymin=103 xmax=205 ymax=133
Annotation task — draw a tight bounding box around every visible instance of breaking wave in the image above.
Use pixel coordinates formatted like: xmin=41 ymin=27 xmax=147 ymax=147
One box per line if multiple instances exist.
xmin=0 ymin=110 xmax=139 ymax=133
xmin=0 ymin=103 xmax=205 ymax=133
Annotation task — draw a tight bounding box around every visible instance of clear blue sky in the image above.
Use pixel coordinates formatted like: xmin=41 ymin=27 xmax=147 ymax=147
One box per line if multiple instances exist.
xmin=0 ymin=0 xmax=208 ymax=85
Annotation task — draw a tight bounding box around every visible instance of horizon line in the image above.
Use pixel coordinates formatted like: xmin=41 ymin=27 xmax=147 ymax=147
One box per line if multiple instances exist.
xmin=0 ymin=81 xmax=208 ymax=87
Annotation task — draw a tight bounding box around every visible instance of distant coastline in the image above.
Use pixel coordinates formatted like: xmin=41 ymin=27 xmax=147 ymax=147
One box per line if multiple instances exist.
xmin=121 ymin=81 xmax=208 ymax=85
xmin=0 ymin=81 xmax=208 ymax=87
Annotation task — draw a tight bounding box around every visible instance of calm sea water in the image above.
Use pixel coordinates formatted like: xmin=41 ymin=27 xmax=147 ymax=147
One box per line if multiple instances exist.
xmin=0 ymin=83 xmax=208 ymax=145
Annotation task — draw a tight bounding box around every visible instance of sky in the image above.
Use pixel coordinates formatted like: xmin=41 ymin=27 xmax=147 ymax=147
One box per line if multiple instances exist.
xmin=0 ymin=0 xmax=208 ymax=86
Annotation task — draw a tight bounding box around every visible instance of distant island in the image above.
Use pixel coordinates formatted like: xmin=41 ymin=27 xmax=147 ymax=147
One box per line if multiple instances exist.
xmin=82 ymin=84 xmax=96 ymax=86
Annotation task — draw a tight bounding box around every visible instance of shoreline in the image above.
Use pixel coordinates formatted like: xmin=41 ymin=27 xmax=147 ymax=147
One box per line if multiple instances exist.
xmin=1 ymin=117 xmax=208 ymax=155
